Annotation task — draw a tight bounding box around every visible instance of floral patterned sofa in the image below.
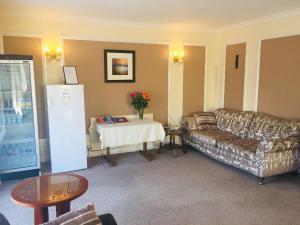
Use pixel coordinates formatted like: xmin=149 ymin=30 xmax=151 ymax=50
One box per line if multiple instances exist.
xmin=182 ymin=108 xmax=300 ymax=184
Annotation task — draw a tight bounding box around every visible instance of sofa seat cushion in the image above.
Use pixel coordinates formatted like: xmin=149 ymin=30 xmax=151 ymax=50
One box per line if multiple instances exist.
xmin=190 ymin=128 xmax=238 ymax=146
xmin=217 ymin=138 xmax=260 ymax=160
xmin=215 ymin=108 xmax=255 ymax=138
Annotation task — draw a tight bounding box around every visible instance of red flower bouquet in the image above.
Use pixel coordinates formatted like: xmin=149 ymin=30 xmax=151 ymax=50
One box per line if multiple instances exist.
xmin=130 ymin=92 xmax=151 ymax=119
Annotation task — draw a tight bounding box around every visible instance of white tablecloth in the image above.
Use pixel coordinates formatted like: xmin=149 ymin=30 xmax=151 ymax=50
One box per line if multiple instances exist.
xmin=95 ymin=118 xmax=165 ymax=148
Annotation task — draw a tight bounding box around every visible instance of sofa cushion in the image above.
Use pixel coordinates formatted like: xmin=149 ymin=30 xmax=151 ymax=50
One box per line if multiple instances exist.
xmin=42 ymin=204 xmax=102 ymax=225
xmin=217 ymin=138 xmax=260 ymax=160
xmin=248 ymin=113 xmax=300 ymax=141
xmin=181 ymin=116 xmax=197 ymax=131
xmin=192 ymin=112 xmax=217 ymax=130
xmin=215 ymin=108 xmax=255 ymax=138
xmin=190 ymin=128 xmax=238 ymax=146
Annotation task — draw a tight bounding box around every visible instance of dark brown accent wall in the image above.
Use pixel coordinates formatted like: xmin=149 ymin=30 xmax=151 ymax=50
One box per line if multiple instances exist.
xmin=224 ymin=43 xmax=246 ymax=111
xmin=3 ymin=36 xmax=46 ymax=139
xmin=63 ymin=39 xmax=169 ymax=127
xmin=183 ymin=46 xmax=206 ymax=116
xmin=258 ymin=35 xmax=300 ymax=119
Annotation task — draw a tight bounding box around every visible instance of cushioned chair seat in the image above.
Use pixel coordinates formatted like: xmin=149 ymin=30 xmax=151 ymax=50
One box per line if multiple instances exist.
xmin=99 ymin=213 xmax=118 ymax=225
xmin=0 ymin=213 xmax=10 ymax=225
xmin=217 ymin=138 xmax=260 ymax=160
xmin=190 ymin=128 xmax=238 ymax=146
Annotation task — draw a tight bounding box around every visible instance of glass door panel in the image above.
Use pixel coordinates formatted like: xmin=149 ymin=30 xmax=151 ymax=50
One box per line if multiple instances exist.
xmin=0 ymin=63 xmax=37 ymax=171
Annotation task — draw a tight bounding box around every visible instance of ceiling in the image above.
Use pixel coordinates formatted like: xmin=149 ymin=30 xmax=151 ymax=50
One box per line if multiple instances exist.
xmin=1 ymin=0 xmax=300 ymax=31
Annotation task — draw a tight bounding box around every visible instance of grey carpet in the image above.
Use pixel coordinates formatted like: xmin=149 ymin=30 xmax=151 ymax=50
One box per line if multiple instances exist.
xmin=1 ymin=149 xmax=300 ymax=225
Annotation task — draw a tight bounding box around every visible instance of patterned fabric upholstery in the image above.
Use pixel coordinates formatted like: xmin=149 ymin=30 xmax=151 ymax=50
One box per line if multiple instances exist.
xmin=257 ymin=137 xmax=299 ymax=154
xmin=256 ymin=148 xmax=300 ymax=177
xmin=186 ymin=136 xmax=300 ymax=177
xmin=192 ymin=112 xmax=217 ymax=130
xmin=248 ymin=113 xmax=300 ymax=141
xmin=190 ymin=128 xmax=237 ymax=146
xmin=42 ymin=204 xmax=102 ymax=225
xmin=186 ymin=138 xmax=261 ymax=176
xmin=214 ymin=108 xmax=232 ymax=131
xmin=217 ymin=138 xmax=260 ymax=160
xmin=181 ymin=116 xmax=197 ymax=131
xmin=183 ymin=108 xmax=300 ymax=179
xmin=215 ymin=108 xmax=255 ymax=138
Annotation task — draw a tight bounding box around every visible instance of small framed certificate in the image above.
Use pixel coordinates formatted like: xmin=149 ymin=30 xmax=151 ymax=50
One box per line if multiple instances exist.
xmin=63 ymin=66 xmax=79 ymax=85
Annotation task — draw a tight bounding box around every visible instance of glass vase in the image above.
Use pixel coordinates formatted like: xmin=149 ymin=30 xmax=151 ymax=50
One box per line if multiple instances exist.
xmin=138 ymin=108 xmax=144 ymax=120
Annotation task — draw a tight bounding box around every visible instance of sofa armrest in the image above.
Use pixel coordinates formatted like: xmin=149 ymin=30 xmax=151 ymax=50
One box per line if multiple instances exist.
xmin=181 ymin=116 xmax=197 ymax=131
xmin=257 ymin=137 xmax=299 ymax=153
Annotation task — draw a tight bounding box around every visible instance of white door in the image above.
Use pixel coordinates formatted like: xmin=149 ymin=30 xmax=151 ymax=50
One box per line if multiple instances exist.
xmin=46 ymin=85 xmax=87 ymax=173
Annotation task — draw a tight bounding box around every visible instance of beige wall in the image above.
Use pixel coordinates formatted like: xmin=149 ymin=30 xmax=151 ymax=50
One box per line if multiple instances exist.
xmin=0 ymin=35 xmax=3 ymax=53
xmin=258 ymin=35 xmax=300 ymax=119
xmin=224 ymin=43 xmax=246 ymax=110
xmin=2 ymin=11 xmax=300 ymax=138
xmin=215 ymin=13 xmax=300 ymax=112
xmin=3 ymin=36 xmax=46 ymax=138
xmin=183 ymin=46 xmax=205 ymax=115
xmin=2 ymin=11 xmax=300 ymax=162
xmin=0 ymin=15 xmax=216 ymax=114
xmin=64 ymin=39 xmax=169 ymax=127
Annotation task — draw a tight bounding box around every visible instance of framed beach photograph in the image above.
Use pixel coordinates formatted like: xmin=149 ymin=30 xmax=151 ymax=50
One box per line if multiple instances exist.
xmin=62 ymin=66 xmax=79 ymax=85
xmin=104 ymin=49 xmax=135 ymax=83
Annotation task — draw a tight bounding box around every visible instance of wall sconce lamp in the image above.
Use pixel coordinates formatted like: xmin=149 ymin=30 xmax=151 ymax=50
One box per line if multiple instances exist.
xmin=172 ymin=50 xmax=184 ymax=63
xmin=44 ymin=46 xmax=62 ymax=61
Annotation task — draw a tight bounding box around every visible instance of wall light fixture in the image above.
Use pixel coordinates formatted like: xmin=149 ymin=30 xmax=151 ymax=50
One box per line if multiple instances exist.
xmin=172 ymin=49 xmax=184 ymax=63
xmin=44 ymin=46 xmax=62 ymax=61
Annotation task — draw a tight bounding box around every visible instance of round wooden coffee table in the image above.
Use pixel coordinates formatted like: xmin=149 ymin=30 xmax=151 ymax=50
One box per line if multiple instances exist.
xmin=11 ymin=173 xmax=88 ymax=225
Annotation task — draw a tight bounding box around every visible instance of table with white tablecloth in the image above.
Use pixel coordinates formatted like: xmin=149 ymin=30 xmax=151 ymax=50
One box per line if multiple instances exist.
xmin=96 ymin=118 xmax=165 ymax=166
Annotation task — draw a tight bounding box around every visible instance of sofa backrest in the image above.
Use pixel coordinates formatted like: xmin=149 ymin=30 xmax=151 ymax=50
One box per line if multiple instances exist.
xmin=215 ymin=108 xmax=255 ymax=138
xmin=248 ymin=113 xmax=300 ymax=141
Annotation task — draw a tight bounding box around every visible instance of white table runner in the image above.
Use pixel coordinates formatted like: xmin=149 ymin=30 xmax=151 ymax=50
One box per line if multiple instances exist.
xmin=95 ymin=118 xmax=165 ymax=148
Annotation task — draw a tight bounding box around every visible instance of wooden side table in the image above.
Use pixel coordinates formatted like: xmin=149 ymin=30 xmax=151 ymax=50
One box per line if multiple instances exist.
xmin=11 ymin=174 xmax=88 ymax=225
xmin=158 ymin=127 xmax=187 ymax=157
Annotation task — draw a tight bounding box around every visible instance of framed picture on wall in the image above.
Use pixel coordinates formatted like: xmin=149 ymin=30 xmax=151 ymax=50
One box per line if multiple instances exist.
xmin=104 ymin=49 xmax=135 ymax=83
xmin=62 ymin=66 xmax=79 ymax=84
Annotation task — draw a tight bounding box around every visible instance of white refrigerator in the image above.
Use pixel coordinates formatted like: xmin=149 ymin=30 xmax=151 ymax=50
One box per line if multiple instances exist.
xmin=46 ymin=85 xmax=87 ymax=173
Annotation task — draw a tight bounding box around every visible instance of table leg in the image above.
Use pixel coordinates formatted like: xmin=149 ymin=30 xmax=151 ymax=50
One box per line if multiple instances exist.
xmin=104 ymin=147 xmax=117 ymax=166
xmin=172 ymin=135 xmax=177 ymax=158
xmin=157 ymin=142 xmax=163 ymax=154
xmin=34 ymin=207 xmax=49 ymax=225
xmin=139 ymin=142 xmax=155 ymax=161
xmin=56 ymin=201 xmax=71 ymax=217
xmin=181 ymin=134 xmax=188 ymax=154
